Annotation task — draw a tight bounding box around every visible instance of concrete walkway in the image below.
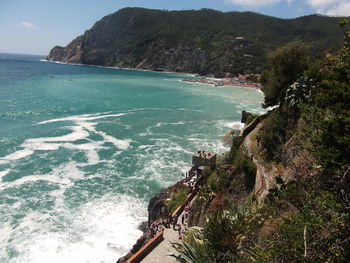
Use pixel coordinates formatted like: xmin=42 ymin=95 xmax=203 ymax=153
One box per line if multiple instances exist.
xmin=141 ymin=213 xmax=187 ymax=263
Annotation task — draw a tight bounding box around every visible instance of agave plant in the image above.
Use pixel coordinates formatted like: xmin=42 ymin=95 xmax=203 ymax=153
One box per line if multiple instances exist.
xmin=169 ymin=205 xmax=249 ymax=263
xmin=169 ymin=227 xmax=207 ymax=263
xmin=284 ymin=76 xmax=315 ymax=108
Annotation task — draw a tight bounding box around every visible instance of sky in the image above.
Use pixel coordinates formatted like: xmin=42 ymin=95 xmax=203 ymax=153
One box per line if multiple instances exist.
xmin=0 ymin=0 xmax=349 ymax=55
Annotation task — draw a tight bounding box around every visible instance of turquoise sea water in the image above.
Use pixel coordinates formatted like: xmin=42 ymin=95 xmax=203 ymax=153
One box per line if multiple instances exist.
xmin=0 ymin=53 xmax=264 ymax=263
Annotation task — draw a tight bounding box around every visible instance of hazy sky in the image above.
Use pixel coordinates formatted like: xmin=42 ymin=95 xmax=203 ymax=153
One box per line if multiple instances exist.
xmin=0 ymin=0 xmax=349 ymax=55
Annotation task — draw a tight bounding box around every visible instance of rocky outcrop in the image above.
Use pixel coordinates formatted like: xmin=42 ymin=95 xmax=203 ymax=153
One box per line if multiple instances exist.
xmin=47 ymin=8 xmax=343 ymax=76
xmin=241 ymin=110 xmax=253 ymax=123
xmin=47 ymin=36 xmax=83 ymax=63
xmin=148 ymin=180 xmax=188 ymax=224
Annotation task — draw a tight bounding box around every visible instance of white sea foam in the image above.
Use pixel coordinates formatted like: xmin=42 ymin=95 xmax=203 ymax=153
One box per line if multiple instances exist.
xmin=39 ymin=112 xmax=133 ymax=151
xmin=0 ymin=149 xmax=34 ymax=165
xmin=219 ymin=120 xmax=245 ymax=130
xmin=37 ymin=112 xmax=128 ymax=125
xmin=0 ymin=222 xmax=11 ymax=239
xmin=0 ymin=112 xmax=133 ymax=166
xmin=0 ymin=126 xmax=89 ymax=164
xmin=3 ymin=194 xmax=146 ymax=263
xmin=0 ymin=169 xmax=11 ymax=181
xmin=96 ymin=131 xmax=131 ymax=150
xmin=0 ymin=161 xmax=84 ymax=191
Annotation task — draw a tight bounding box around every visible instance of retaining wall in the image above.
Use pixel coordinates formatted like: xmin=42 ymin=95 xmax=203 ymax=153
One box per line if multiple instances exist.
xmin=126 ymin=232 xmax=164 ymax=263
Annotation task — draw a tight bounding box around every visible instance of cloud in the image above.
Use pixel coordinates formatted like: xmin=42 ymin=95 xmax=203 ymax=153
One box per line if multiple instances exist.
xmin=307 ymin=0 xmax=341 ymax=9
xmin=225 ymin=0 xmax=281 ymax=7
xmin=325 ymin=2 xmax=350 ymax=16
xmin=307 ymin=0 xmax=350 ymax=16
xmin=224 ymin=0 xmax=349 ymax=16
xmin=224 ymin=0 xmax=294 ymax=8
xmin=20 ymin=21 xmax=36 ymax=30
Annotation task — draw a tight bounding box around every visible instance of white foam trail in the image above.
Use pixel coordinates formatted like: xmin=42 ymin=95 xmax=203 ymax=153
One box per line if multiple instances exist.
xmin=0 ymin=112 xmax=133 ymax=166
xmin=23 ymin=126 xmax=89 ymax=149
xmin=152 ymin=121 xmax=187 ymax=128
xmin=37 ymin=112 xmax=128 ymax=125
xmin=0 ymin=161 xmax=84 ymax=191
xmin=0 ymin=149 xmax=34 ymax=164
xmin=0 ymin=126 xmax=89 ymax=164
xmin=0 ymin=169 xmax=11 ymax=181
xmin=63 ymin=142 xmax=106 ymax=166
xmin=219 ymin=120 xmax=245 ymax=130
xmin=39 ymin=112 xmax=133 ymax=151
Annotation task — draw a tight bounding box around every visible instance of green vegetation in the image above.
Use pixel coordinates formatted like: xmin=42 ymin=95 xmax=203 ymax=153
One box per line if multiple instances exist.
xmin=171 ymin=20 xmax=350 ymax=262
xmin=261 ymin=42 xmax=308 ymax=107
xmin=167 ymin=187 xmax=190 ymax=215
xmin=258 ymin=109 xmax=290 ymax=161
xmin=49 ymin=8 xmax=345 ymax=76
xmin=245 ymin=114 xmax=259 ymax=126
xmin=170 ymin=227 xmax=207 ymax=262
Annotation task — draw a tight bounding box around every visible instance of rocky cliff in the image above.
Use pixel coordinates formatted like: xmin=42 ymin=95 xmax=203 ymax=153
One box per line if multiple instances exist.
xmin=47 ymin=7 xmax=344 ymax=76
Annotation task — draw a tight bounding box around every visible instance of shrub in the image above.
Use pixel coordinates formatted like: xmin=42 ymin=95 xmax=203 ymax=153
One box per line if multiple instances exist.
xmin=258 ymin=109 xmax=289 ymax=161
xmin=167 ymin=187 xmax=191 ymax=215
xmin=226 ymin=133 xmax=243 ymax=163
xmin=261 ymin=41 xmax=308 ymax=108
xmin=236 ymin=157 xmax=257 ymax=191
xmin=245 ymin=114 xmax=259 ymax=126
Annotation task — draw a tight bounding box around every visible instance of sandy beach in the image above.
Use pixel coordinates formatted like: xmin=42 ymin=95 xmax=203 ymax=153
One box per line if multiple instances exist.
xmin=182 ymin=78 xmax=262 ymax=90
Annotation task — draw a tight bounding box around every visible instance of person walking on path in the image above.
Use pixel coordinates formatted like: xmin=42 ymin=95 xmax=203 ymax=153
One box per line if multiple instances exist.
xmin=172 ymin=215 xmax=178 ymax=230
xmin=177 ymin=224 xmax=182 ymax=239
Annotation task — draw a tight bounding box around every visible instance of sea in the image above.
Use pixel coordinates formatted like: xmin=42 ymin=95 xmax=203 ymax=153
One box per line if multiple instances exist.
xmin=0 ymin=53 xmax=264 ymax=263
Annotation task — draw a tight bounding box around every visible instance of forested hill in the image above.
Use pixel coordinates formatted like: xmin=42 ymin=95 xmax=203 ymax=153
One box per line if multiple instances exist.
xmin=47 ymin=8 xmax=345 ymax=76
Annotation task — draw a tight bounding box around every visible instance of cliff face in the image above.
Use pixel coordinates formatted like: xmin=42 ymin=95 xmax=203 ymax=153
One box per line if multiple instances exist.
xmin=48 ymin=36 xmax=83 ymax=64
xmin=47 ymin=8 xmax=344 ymax=75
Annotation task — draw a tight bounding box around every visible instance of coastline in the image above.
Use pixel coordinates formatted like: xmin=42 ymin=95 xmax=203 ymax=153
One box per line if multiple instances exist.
xmin=182 ymin=78 xmax=262 ymax=90
xmin=42 ymin=59 xmax=197 ymax=77
xmin=42 ymin=59 xmax=261 ymax=90
xmin=41 ymin=58 xmax=260 ymax=263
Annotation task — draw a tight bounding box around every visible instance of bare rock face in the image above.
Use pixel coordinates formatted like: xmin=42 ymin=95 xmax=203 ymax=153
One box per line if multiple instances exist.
xmin=148 ymin=180 xmax=187 ymax=224
xmin=47 ymin=46 xmax=66 ymax=61
xmin=147 ymin=187 xmax=172 ymax=225
xmin=47 ymin=37 xmax=83 ymax=63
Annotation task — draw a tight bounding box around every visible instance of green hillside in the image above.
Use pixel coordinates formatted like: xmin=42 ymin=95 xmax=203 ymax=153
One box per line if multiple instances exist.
xmin=48 ymin=8 xmax=346 ymax=76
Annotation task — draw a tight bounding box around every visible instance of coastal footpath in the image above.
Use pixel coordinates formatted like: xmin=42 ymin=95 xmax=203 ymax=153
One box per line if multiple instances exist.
xmin=116 ymin=112 xmax=273 ymax=263
xmin=119 ymin=19 xmax=350 ymax=262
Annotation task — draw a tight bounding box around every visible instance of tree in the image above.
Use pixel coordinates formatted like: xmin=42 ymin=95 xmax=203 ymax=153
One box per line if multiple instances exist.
xmin=301 ymin=19 xmax=350 ymax=211
xmin=261 ymin=42 xmax=308 ymax=108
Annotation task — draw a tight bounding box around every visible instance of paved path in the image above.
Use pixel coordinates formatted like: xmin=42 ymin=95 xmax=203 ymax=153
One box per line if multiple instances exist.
xmin=141 ymin=213 xmax=187 ymax=263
